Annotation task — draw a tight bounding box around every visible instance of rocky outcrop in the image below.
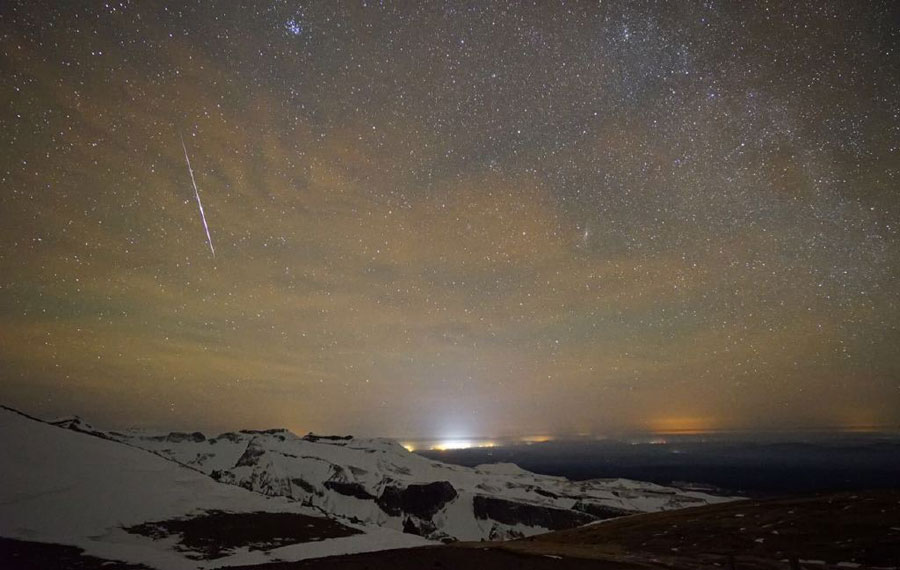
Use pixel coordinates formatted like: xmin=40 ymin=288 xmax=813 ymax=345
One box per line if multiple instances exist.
xmin=82 ymin=423 xmax=734 ymax=542
xmin=323 ymin=480 xmax=375 ymax=500
xmin=235 ymin=440 xmax=266 ymax=467
xmin=377 ymin=481 xmax=457 ymax=519
xmin=49 ymin=417 xmax=112 ymax=440
xmin=165 ymin=432 xmax=206 ymax=443
xmin=572 ymin=501 xmax=637 ymax=520
xmin=303 ymin=433 xmax=353 ymax=443
xmin=473 ymin=496 xmax=595 ymax=530
xmin=291 ymin=477 xmax=320 ymax=496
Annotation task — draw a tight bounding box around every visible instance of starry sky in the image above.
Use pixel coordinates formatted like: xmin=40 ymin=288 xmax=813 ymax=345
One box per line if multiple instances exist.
xmin=1 ymin=1 xmax=898 ymax=438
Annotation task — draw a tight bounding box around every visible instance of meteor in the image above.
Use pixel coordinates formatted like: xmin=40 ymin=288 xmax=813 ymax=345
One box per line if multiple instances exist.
xmin=180 ymin=134 xmax=215 ymax=258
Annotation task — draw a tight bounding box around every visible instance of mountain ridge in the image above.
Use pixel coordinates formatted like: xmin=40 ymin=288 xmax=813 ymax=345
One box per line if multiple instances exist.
xmin=0 ymin=403 xmax=738 ymax=569
xmin=46 ymin=408 xmax=736 ymax=542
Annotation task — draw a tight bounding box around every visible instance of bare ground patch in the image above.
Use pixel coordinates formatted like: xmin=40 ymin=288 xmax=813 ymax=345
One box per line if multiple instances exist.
xmin=125 ymin=510 xmax=361 ymax=560
xmin=0 ymin=536 xmax=152 ymax=570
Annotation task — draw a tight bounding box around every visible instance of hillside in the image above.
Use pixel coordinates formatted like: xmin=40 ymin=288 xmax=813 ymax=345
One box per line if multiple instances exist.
xmin=225 ymin=490 xmax=900 ymax=569
xmin=0 ymin=407 xmax=428 ymax=569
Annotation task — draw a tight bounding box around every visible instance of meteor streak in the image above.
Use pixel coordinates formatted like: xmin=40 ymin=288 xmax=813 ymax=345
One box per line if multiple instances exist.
xmin=180 ymin=134 xmax=215 ymax=257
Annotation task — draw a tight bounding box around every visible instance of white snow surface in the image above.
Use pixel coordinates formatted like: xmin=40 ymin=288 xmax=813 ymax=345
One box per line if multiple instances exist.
xmin=207 ymin=526 xmax=431 ymax=568
xmin=0 ymin=407 xmax=431 ymax=569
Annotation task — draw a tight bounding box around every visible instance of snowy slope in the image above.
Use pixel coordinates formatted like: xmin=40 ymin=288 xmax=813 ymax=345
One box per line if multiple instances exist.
xmin=0 ymin=407 xmax=430 ymax=569
xmin=97 ymin=424 xmax=737 ymax=542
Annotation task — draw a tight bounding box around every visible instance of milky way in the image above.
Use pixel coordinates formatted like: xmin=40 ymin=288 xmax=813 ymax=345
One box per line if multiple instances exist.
xmin=1 ymin=1 xmax=897 ymax=437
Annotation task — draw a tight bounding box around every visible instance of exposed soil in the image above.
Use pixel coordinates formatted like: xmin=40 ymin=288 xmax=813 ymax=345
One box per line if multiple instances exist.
xmin=223 ymin=490 xmax=900 ymax=570
xmin=505 ymin=490 xmax=900 ymax=569
xmin=0 ymin=537 xmax=151 ymax=570
xmin=125 ymin=510 xmax=361 ymax=559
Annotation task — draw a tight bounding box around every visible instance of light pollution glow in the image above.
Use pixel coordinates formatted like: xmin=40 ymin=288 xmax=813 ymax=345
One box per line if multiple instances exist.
xmin=401 ymin=439 xmax=497 ymax=453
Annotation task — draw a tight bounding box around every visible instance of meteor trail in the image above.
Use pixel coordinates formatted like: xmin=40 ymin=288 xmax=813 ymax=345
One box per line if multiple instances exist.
xmin=180 ymin=134 xmax=215 ymax=258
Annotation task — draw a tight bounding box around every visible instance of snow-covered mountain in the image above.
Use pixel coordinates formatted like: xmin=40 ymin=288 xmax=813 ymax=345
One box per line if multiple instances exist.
xmin=62 ymin=421 xmax=737 ymax=542
xmin=0 ymin=407 xmax=429 ymax=569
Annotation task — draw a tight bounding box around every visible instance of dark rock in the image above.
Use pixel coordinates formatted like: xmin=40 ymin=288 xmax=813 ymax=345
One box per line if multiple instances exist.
xmin=291 ymin=477 xmax=319 ymax=495
xmin=323 ymin=481 xmax=375 ymax=500
xmin=125 ymin=510 xmax=360 ymax=560
xmin=377 ymin=486 xmax=404 ymax=516
xmin=234 ymin=441 xmax=265 ymax=467
xmin=304 ymin=433 xmax=353 ymax=442
xmin=532 ymin=487 xmax=560 ymax=499
xmin=401 ymin=516 xmax=438 ymax=538
xmin=48 ymin=417 xmax=113 ymax=440
xmin=571 ymin=501 xmax=636 ymax=520
xmin=402 ymin=517 xmax=420 ymax=535
xmin=488 ymin=524 xmax=524 ymax=541
xmin=214 ymin=432 xmax=245 ymax=443
xmin=240 ymin=428 xmax=291 ymax=436
xmin=143 ymin=435 xmax=169 ymax=442
xmin=377 ymin=481 xmax=457 ymax=519
xmin=166 ymin=431 xmax=206 ymax=443
xmin=473 ymin=496 xmax=596 ymax=530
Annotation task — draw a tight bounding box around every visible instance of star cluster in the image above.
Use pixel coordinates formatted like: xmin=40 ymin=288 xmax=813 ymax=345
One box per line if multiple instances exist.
xmin=0 ymin=1 xmax=897 ymax=436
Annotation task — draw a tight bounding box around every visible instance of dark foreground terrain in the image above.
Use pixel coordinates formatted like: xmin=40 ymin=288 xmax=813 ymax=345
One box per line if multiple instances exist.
xmin=227 ymin=490 xmax=900 ymax=570
xmin=2 ymin=490 xmax=898 ymax=569
xmin=505 ymin=489 xmax=900 ymax=569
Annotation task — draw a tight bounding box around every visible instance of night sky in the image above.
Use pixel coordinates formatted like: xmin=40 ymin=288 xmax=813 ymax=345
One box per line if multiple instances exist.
xmin=1 ymin=1 xmax=898 ymax=438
